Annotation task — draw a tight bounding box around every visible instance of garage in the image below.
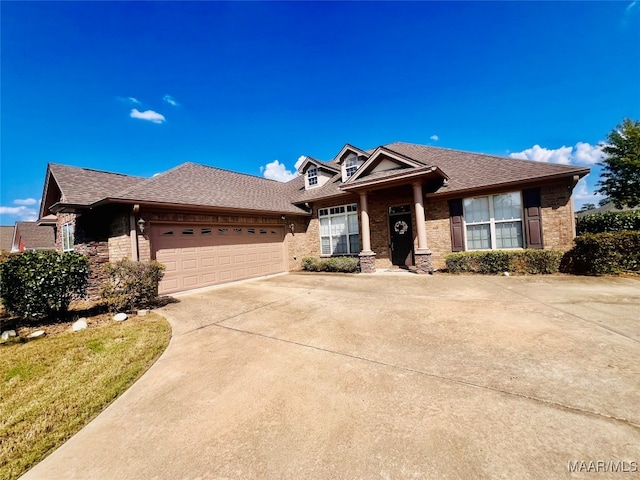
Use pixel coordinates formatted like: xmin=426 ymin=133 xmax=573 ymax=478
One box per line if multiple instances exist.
xmin=151 ymin=224 xmax=286 ymax=294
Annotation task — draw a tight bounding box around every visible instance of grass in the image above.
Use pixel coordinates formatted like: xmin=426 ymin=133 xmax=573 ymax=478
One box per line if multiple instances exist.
xmin=0 ymin=313 xmax=171 ymax=480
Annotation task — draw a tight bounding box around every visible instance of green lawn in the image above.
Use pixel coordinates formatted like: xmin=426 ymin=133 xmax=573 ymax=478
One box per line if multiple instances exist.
xmin=0 ymin=314 xmax=171 ymax=480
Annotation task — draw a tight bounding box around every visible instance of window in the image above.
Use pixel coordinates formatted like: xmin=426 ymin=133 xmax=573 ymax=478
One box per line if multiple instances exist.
xmin=345 ymin=156 xmax=359 ymax=177
xmin=62 ymin=223 xmax=74 ymax=252
xmin=319 ymin=203 xmax=359 ymax=255
xmin=182 ymin=229 xmax=194 ymax=235
xmin=201 ymin=228 xmax=212 ymax=235
xmin=307 ymin=167 xmax=318 ymax=186
xmin=463 ymin=192 xmax=523 ymax=250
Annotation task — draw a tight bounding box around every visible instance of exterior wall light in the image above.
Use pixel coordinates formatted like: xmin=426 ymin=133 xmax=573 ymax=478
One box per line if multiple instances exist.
xmin=137 ymin=218 xmax=146 ymax=233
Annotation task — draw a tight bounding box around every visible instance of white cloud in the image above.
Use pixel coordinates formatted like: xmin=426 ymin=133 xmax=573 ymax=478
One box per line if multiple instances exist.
xmin=0 ymin=206 xmax=38 ymax=221
xmin=509 ymin=142 xmax=603 ymax=166
xmin=626 ymin=1 xmax=637 ymax=14
xmin=130 ymin=109 xmax=166 ymax=124
xmin=117 ymin=96 xmax=141 ymax=105
xmin=573 ymin=142 xmax=604 ymax=165
xmin=573 ymin=176 xmax=605 ymax=207
xmin=294 ymin=155 xmax=306 ymax=170
xmin=14 ymin=198 xmax=38 ymax=206
xmin=261 ymin=160 xmax=300 ymax=182
xmin=430 ymin=135 xmax=439 ymax=141
xmin=510 ymin=144 xmax=573 ymax=164
xmin=163 ymin=95 xmax=179 ymax=107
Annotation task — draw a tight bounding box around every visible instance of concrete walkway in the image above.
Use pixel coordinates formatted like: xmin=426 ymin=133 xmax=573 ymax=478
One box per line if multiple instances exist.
xmin=21 ymin=273 xmax=640 ymax=479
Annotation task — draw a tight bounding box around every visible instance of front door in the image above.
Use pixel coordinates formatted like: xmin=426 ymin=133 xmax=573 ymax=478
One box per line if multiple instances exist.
xmin=389 ymin=209 xmax=414 ymax=266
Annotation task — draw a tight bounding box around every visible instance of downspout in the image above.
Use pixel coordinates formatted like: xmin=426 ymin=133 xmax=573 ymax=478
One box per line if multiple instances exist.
xmin=130 ymin=205 xmax=140 ymax=261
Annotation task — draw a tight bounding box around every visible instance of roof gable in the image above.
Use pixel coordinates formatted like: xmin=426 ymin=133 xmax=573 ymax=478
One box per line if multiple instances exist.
xmin=344 ymin=146 xmax=426 ymax=184
xmin=297 ymin=156 xmax=340 ymax=175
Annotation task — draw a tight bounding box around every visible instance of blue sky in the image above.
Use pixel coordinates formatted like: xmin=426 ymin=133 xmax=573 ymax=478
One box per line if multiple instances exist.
xmin=1 ymin=1 xmax=639 ymax=225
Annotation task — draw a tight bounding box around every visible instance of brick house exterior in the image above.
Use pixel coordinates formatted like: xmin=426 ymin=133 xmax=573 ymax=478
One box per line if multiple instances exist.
xmin=37 ymin=142 xmax=588 ymax=296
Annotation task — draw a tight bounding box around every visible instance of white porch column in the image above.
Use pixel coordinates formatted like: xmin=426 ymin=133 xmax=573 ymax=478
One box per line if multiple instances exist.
xmin=359 ymin=191 xmax=373 ymax=254
xmin=412 ymin=182 xmax=430 ymax=253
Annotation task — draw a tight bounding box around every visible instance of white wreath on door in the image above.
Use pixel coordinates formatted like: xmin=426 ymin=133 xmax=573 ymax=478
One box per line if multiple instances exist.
xmin=394 ymin=220 xmax=409 ymax=235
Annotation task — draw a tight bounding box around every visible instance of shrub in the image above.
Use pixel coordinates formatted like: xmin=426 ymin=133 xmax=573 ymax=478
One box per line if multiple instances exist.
xmin=576 ymin=210 xmax=640 ymax=235
xmin=445 ymin=250 xmax=563 ymax=275
xmin=101 ymin=259 xmax=165 ymax=312
xmin=301 ymin=256 xmax=359 ymax=273
xmin=0 ymin=251 xmax=90 ymax=320
xmin=561 ymin=231 xmax=640 ymax=274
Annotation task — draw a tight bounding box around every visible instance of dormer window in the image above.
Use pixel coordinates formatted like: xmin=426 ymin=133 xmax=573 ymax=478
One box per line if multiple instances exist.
xmin=345 ymin=157 xmax=359 ymax=177
xmin=307 ymin=166 xmax=318 ymax=186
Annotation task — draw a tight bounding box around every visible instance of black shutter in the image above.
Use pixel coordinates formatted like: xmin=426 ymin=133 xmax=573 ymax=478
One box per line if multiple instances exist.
xmin=523 ymin=188 xmax=543 ymax=249
xmin=448 ymin=198 xmax=465 ymax=252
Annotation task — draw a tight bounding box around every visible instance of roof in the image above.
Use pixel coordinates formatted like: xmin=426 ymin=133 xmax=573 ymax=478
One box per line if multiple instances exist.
xmin=14 ymin=222 xmax=55 ymax=250
xmin=110 ymin=162 xmax=309 ymax=214
xmin=48 ymin=163 xmax=146 ymax=206
xmin=38 ymin=141 xmax=590 ymax=219
xmin=290 ymin=142 xmax=590 ymax=203
xmin=575 ymin=201 xmax=640 ymax=218
xmin=0 ymin=226 xmax=14 ymax=252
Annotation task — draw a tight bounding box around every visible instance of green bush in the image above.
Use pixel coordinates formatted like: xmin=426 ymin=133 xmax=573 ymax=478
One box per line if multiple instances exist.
xmin=101 ymin=259 xmax=165 ymax=312
xmin=445 ymin=250 xmax=563 ymax=275
xmin=0 ymin=251 xmax=90 ymax=320
xmin=301 ymin=256 xmax=359 ymax=273
xmin=561 ymin=231 xmax=640 ymax=274
xmin=576 ymin=210 xmax=640 ymax=235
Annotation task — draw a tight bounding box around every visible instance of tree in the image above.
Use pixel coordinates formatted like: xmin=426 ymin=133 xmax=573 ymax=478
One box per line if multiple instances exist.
xmin=596 ymin=118 xmax=640 ymax=208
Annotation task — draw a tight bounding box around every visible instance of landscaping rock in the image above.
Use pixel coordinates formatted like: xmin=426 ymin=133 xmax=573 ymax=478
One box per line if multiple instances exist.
xmin=1 ymin=330 xmax=17 ymax=341
xmin=113 ymin=313 xmax=128 ymax=322
xmin=72 ymin=319 xmax=88 ymax=332
xmin=27 ymin=330 xmax=46 ymax=339
xmin=137 ymin=309 xmax=149 ymax=316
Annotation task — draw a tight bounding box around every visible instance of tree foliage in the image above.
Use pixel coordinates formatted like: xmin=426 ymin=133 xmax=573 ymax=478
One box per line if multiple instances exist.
xmin=596 ymin=118 xmax=640 ymax=208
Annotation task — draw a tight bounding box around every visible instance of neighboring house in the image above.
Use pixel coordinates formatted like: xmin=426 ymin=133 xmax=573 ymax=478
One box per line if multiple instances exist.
xmin=37 ymin=142 xmax=589 ymax=296
xmin=0 ymin=226 xmax=14 ymax=253
xmin=10 ymin=221 xmax=56 ymax=253
xmin=575 ymin=201 xmax=640 ymax=218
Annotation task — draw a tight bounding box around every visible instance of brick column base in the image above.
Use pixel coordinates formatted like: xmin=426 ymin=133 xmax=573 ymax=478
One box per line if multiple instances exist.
xmin=358 ymin=252 xmax=376 ymax=273
xmin=415 ymin=251 xmax=433 ymax=274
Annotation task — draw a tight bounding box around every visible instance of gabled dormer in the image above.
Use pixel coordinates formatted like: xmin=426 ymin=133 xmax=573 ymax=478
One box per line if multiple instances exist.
xmin=335 ymin=144 xmax=370 ymax=182
xmin=297 ymin=156 xmax=340 ymax=190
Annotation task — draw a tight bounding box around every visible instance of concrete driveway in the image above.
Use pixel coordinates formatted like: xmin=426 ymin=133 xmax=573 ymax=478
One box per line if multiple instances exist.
xmin=22 ymin=273 xmax=640 ymax=479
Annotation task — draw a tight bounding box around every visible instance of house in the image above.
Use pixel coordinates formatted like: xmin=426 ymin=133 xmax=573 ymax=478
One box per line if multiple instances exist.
xmin=37 ymin=142 xmax=589 ymax=296
xmin=10 ymin=221 xmax=56 ymax=253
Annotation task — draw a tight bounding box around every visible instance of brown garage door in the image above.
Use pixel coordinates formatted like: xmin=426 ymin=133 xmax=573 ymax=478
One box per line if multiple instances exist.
xmin=151 ymin=224 xmax=286 ymax=294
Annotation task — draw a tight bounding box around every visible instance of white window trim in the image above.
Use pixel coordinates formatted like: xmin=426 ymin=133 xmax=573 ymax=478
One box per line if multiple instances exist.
xmin=62 ymin=222 xmax=75 ymax=252
xmin=345 ymin=157 xmax=358 ymax=177
xmin=318 ymin=203 xmax=359 ymax=256
xmin=463 ymin=192 xmax=524 ymax=251
xmin=307 ymin=167 xmax=318 ymax=186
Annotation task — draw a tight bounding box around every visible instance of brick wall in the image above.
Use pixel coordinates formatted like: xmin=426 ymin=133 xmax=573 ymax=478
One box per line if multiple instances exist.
xmin=540 ymin=180 xmax=575 ymax=251
xmin=108 ymin=214 xmax=131 ymax=262
xmin=424 ymin=197 xmax=452 ymax=270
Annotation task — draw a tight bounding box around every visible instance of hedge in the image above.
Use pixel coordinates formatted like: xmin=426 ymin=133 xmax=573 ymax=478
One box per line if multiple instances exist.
xmin=301 ymin=256 xmax=360 ymax=273
xmin=576 ymin=210 xmax=640 ymax=235
xmin=445 ymin=250 xmax=563 ymax=274
xmin=0 ymin=251 xmax=90 ymax=320
xmin=561 ymin=231 xmax=640 ymax=274
xmin=101 ymin=259 xmax=166 ymax=312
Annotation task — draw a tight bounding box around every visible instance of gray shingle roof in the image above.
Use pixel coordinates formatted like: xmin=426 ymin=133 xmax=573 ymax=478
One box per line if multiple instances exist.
xmin=112 ymin=162 xmax=309 ymax=214
xmin=15 ymin=222 xmax=55 ymax=249
xmin=384 ymin=142 xmax=590 ymax=195
xmin=290 ymin=142 xmax=590 ymax=203
xmin=49 ymin=164 xmax=146 ymax=206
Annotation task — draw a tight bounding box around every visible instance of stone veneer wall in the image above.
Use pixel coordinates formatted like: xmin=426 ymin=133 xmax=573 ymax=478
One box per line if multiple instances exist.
xmin=108 ymin=214 xmax=131 ymax=262
xmin=56 ymin=212 xmax=109 ymax=300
